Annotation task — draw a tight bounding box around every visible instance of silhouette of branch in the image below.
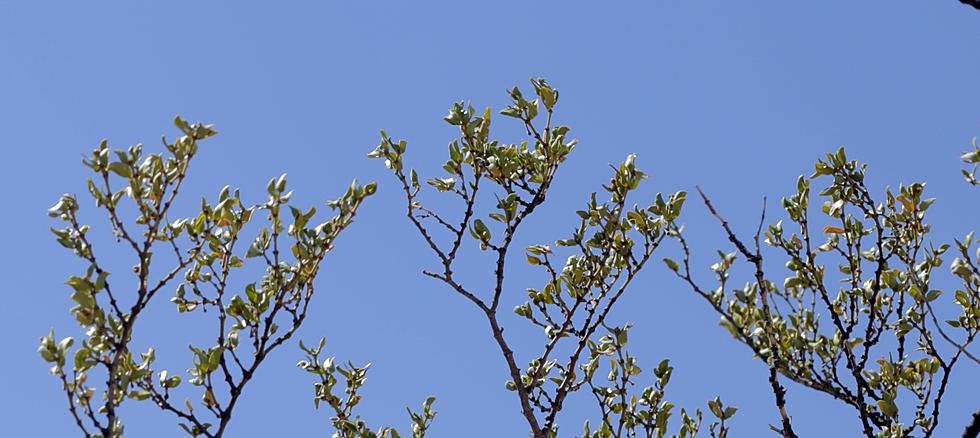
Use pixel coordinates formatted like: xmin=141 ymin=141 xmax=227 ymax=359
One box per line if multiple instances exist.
xmin=958 ymin=0 xmax=980 ymax=11
xmin=963 ymin=409 xmax=980 ymax=438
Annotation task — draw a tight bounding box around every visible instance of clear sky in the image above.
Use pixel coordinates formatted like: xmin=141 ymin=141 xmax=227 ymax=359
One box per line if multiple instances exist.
xmin=2 ymin=1 xmax=980 ymax=437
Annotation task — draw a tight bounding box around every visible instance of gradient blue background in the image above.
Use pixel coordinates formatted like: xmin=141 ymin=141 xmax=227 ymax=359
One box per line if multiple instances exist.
xmin=2 ymin=1 xmax=979 ymax=436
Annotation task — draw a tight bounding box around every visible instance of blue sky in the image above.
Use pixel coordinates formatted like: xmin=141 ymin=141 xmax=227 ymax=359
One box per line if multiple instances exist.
xmin=2 ymin=1 xmax=980 ymax=436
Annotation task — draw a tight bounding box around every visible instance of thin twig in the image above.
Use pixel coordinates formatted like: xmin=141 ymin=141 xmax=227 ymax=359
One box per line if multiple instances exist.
xmin=696 ymin=186 xmax=797 ymax=438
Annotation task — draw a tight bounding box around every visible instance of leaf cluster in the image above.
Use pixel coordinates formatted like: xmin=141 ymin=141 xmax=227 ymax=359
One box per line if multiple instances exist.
xmin=296 ymin=338 xmax=437 ymax=438
xmin=41 ymin=117 xmax=374 ymax=438
xmin=668 ymin=147 xmax=980 ymax=438
xmin=371 ymin=79 xmax=733 ymax=438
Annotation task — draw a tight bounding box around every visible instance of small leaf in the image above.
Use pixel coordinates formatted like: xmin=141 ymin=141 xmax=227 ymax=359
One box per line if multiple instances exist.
xmin=723 ymin=406 xmax=738 ymax=419
xmin=107 ymin=162 xmax=132 ymax=178
xmin=896 ymin=194 xmax=915 ymax=212
xmin=128 ymin=390 xmax=152 ymax=401
xmin=877 ymin=399 xmax=898 ymax=419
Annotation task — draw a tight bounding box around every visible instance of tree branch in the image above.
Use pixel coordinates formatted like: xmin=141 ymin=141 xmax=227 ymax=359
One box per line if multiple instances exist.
xmin=696 ymin=186 xmax=797 ymax=438
xmin=958 ymin=0 xmax=980 ymax=11
xmin=963 ymin=409 xmax=980 ymax=438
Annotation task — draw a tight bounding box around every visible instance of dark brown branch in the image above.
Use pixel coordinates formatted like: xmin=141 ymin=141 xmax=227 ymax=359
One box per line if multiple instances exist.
xmin=963 ymin=409 xmax=980 ymax=438
xmin=924 ymin=298 xmax=980 ymax=365
xmin=959 ymin=0 xmax=980 ymax=11
xmin=421 ymin=271 xmax=489 ymax=313
xmin=696 ymin=186 xmax=797 ymax=438
xmin=58 ymin=371 xmax=92 ymax=437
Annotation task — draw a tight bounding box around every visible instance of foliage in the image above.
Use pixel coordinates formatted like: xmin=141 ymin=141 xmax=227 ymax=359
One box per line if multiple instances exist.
xmin=296 ymin=337 xmax=437 ymax=438
xmin=40 ymin=117 xmax=375 ymax=437
xmin=41 ymin=83 xmax=980 ymax=438
xmin=667 ymin=146 xmax=980 ymax=438
xmin=961 ymin=135 xmax=980 ymax=186
xmin=368 ymin=79 xmax=734 ymax=438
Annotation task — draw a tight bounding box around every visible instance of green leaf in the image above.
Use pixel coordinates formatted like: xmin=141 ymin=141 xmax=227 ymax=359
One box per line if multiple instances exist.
xmin=499 ymin=106 xmax=522 ymax=118
xmin=723 ymin=406 xmax=738 ymax=419
xmin=410 ymin=169 xmax=420 ymax=189
xmin=70 ymin=289 xmax=95 ymax=309
xmin=810 ymin=163 xmax=833 ymax=178
xmin=426 ymin=177 xmax=457 ymax=192
xmin=206 ymin=347 xmax=223 ymax=371
xmin=525 ymin=244 xmax=552 ymax=255
xmin=708 ymin=397 xmax=722 ymax=418
xmin=128 ymin=390 xmax=152 ymax=401
xmin=955 ymin=289 xmax=969 ymax=305
xmin=107 ymin=162 xmax=132 ymax=178
xmin=877 ymin=399 xmax=898 ymax=419
xmin=65 ymin=276 xmax=92 ymax=293
xmin=472 ymin=219 xmax=490 ymax=241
